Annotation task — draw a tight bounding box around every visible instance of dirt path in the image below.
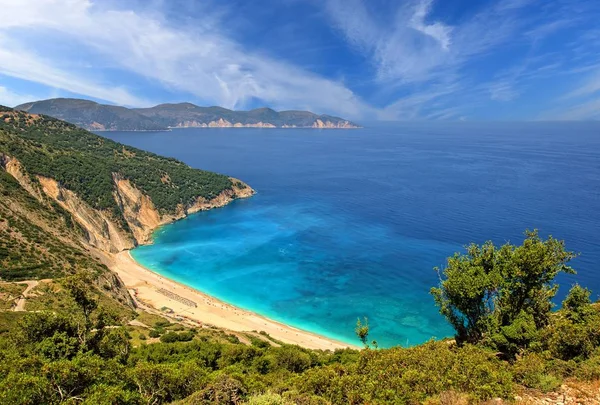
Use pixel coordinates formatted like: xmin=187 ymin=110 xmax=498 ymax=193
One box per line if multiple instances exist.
xmin=13 ymin=280 xmax=39 ymax=312
xmin=127 ymin=319 xmax=149 ymax=328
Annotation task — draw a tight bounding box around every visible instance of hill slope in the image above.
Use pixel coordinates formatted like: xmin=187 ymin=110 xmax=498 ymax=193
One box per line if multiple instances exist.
xmin=0 ymin=106 xmax=254 ymax=253
xmin=0 ymin=107 xmax=599 ymax=404
xmin=16 ymin=98 xmax=360 ymax=130
xmin=16 ymin=98 xmax=164 ymax=131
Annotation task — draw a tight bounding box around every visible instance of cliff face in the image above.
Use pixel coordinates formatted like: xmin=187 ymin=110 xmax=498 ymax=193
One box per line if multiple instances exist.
xmin=0 ymin=154 xmax=43 ymax=200
xmin=172 ymin=119 xmax=277 ymax=128
xmin=1 ymin=154 xmax=254 ymax=254
xmin=311 ymin=119 xmax=358 ymax=129
xmin=38 ymin=176 xmax=136 ymax=253
xmin=113 ymin=173 xmax=254 ymax=246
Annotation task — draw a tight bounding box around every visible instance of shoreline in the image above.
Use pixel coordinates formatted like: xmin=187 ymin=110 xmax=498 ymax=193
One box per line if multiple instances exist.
xmin=94 ymin=127 xmax=362 ymax=132
xmin=108 ymin=250 xmax=357 ymax=351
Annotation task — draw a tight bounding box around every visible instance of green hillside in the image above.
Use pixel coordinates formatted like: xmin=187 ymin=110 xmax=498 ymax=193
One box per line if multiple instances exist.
xmin=0 ymin=230 xmax=599 ymax=404
xmin=0 ymin=168 xmax=99 ymax=281
xmin=0 ymin=109 xmax=598 ymax=404
xmin=0 ymin=107 xmax=233 ymax=215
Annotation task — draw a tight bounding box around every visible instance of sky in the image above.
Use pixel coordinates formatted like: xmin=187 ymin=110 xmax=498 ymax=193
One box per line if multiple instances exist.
xmin=1 ymin=0 xmax=599 ymax=121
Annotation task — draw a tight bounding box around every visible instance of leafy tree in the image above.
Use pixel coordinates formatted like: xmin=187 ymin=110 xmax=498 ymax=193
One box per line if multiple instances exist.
xmin=431 ymin=230 xmax=575 ymax=356
xmin=541 ymin=284 xmax=600 ymax=360
xmin=562 ymin=284 xmax=593 ymax=322
xmin=64 ymin=274 xmax=99 ymax=347
xmin=355 ymin=317 xmax=370 ymax=348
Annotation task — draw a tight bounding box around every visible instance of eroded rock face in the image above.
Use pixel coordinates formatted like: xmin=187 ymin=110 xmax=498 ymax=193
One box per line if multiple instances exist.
xmin=113 ymin=174 xmax=254 ymax=246
xmin=38 ymin=176 xmax=136 ymax=253
xmin=0 ymin=154 xmax=43 ymax=200
xmin=172 ymin=120 xmax=356 ymax=128
xmin=311 ymin=119 xmax=358 ymax=128
xmin=113 ymin=175 xmax=162 ymax=245
xmin=1 ymin=155 xmax=255 ymax=254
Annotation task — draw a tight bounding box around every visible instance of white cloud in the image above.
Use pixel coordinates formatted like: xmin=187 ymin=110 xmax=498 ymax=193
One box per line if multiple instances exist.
xmin=410 ymin=0 xmax=453 ymax=51
xmin=326 ymin=0 xmax=455 ymax=83
xmin=326 ymin=0 xmax=600 ymax=119
xmin=563 ymin=71 xmax=600 ymax=99
xmin=541 ymin=97 xmax=600 ymax=120
xmin=0 ymin=39 xmax=149 ymax=106
xmin=0 ymin=0 xmax=373 ymax=118
xmin=326 ymin=0 xmax=531 ymax=84
xmin=0 ymin=86 xmax=37 ymax=107
xmin=541 ymin=67 xmax=600 ymax=120
xmin=489 ymin=81 xmax=520 ymax=102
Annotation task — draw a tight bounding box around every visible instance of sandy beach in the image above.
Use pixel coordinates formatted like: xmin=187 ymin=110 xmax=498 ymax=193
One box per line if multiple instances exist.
xmin=109 ymin=251 xmax=356 ymax=350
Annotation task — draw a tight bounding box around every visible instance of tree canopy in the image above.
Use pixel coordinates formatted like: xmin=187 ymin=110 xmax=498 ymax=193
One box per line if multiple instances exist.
xmin=431 ymin=230 xmax=576 ymax=356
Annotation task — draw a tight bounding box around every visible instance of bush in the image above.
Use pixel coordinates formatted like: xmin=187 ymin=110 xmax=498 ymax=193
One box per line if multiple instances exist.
xmin=160 ymin=332 xmax=180 ymax=343
xmin=574 ymin=354 xmax=600 ymax=381
xmin=513 ymin=353 xmax=562 ymax=392
xmin=246 ymin=392 xmax=291 ymax=405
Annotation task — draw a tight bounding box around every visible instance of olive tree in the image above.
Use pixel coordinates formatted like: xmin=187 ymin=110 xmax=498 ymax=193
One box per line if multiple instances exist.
xmin=431 ymin=230 xmax=575 ymax=356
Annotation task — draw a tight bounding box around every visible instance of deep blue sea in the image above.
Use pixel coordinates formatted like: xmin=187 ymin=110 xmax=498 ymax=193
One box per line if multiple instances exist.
xmin=103 ymin=122 xmax=600 ymax=348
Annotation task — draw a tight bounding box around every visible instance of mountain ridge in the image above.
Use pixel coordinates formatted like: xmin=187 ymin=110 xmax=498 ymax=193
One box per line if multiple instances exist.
xmin=16 ymin=98 xmax=361 ymax=131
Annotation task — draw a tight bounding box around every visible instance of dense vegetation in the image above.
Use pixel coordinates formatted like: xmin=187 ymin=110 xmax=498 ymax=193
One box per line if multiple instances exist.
xmin=1 ymin=107 xmax=598 ymax=403
xmin=0 ymin=106 xmax=233 ymax=216
xmin=0 ymin=230 xmax=598 ymax=404
xmin=0 ymin=168 xmax=107 ymax=281
xmin=15 ymin=98 xmax=359 ymax=130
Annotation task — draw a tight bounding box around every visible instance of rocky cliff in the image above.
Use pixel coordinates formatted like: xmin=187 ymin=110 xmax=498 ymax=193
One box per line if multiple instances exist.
xmin=2 ymin=154 xmax=253 ymax=254
xmin=0 ymin=107 xmax=255 ymax=256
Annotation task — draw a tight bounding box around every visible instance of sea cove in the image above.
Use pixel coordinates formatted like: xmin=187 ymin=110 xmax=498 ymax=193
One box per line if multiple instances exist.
xmin=105 ymin=122 xmax=600 ymax=348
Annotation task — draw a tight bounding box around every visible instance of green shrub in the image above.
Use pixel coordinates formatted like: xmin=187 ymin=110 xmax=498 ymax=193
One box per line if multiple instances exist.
xmin=246 ymin=392 xmax=291 ymax=405
xmin=513 ymin=353 xmax=562 ymax=392
xmin=160 ymin=332 xmax=180 ymax=343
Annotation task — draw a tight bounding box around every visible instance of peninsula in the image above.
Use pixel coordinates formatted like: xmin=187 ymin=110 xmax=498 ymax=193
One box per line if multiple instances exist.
xmin=15 ymin=98 xmax=361 ymax=131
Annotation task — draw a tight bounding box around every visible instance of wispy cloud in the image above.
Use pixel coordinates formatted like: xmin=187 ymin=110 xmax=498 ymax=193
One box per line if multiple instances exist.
xmin=325 ymin=0 xmax=600 ymax=119
xmin=489 ymin=81 xmax=520 ymax=102
xmin=0 ymin=38 xmax=149 ymax=106
xmin=0 ymin=86 xmax=37 ymax=107
xmin=410 ymin=0 xmax=453 ymax=51
xmin=0 ymin=0 xmax=373 ymax=117
xmin=0 ymin=0 xmax=599 ymax=120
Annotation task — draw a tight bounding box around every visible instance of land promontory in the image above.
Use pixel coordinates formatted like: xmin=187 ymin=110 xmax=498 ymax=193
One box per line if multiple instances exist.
xmin=15 ymin=98 xmax=360 ymax=131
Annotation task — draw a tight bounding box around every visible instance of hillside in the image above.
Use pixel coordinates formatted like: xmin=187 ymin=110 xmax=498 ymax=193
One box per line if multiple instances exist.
xmin=0 ymin=108 xmax=599 ymax=404
xmin=16 ymin=98 xmax=360 ymax=131
xmin=16 ymin=98 xmax=165 ymax=131
xmin=0 ymin=106 xmax=253 ymax=253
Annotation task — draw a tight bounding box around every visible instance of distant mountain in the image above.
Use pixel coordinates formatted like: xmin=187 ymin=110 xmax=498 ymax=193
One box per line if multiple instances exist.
xmin=16 ymin=98 xmax=165 ymax=131
xmin=15 ymin=98 xmax=360 ymax=131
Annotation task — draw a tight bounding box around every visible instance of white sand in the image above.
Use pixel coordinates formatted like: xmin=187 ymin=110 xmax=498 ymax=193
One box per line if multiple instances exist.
xmin=109 ymin=251 xmax=357 ymax=350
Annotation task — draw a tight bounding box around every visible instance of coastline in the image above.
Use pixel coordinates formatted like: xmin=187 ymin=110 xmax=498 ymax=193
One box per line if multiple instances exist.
xmin=93 ymin=126 xmax=362 ymax=132
xmin=108 ymin=250 xmax=357 ymax=351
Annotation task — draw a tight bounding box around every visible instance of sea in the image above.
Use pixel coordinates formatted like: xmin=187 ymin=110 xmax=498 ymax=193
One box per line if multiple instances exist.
xmin=103 ymin=122 xmax=600 ymax=348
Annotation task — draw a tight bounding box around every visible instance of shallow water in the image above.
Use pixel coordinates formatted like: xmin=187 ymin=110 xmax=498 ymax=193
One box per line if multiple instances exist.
xmin=104 ymin=122 xmax=600 ymax=348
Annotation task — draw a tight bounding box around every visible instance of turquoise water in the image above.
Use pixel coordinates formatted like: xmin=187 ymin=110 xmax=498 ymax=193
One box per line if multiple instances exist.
xmin=105 ymin=122 xmax=600 ymax=348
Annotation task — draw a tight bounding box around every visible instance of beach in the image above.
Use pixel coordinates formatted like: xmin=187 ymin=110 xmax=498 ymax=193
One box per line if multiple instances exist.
xmin=109 ymin=251 xmax=356 ymax=351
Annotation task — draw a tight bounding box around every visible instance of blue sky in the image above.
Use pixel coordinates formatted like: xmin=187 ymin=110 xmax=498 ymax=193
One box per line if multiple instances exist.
xmin=1 ymin=0 xmax=599 ymax=120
